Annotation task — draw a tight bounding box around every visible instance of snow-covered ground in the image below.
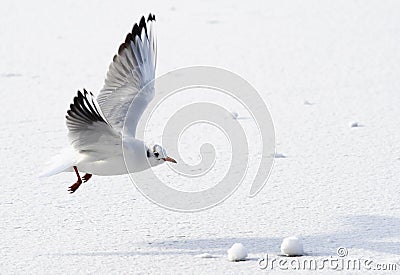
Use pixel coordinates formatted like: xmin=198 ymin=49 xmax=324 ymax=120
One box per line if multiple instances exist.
xmin=1 ymin=0 xmax=400 ymax=273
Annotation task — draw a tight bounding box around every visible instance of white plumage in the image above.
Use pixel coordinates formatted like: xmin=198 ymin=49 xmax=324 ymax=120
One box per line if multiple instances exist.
xmin=40 ymin=14 xmax=177 ymax=193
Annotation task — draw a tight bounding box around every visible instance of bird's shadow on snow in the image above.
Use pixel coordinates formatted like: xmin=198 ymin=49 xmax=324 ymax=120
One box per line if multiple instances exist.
xmin=49 ymin=215 xmax=400 ymax=258
xmin=49 ymin=250 xmax=203 ymax=257
xmin=301 ymin=214 xmax=400 ymax=256
xmin=337 ymin=215 xmax=400 ymax=255
xmin=143 ymin=236 xmax=282 ymax=256
xmin=49 ymin=237 xmax=282 ymax=259
xmin=140 ymin=215 xmax=400 ymax=257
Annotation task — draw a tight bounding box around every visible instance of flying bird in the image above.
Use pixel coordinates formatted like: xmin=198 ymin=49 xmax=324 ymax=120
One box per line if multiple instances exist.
xmin=40 ymin=14 xmax=177 ymax=193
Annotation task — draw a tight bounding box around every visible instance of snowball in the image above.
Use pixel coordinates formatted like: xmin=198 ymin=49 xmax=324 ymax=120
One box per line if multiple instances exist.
xmin=227 ymin=243 xmax=248 ymax=261
xmin=280 ymin=236 xmax=304 ymax=256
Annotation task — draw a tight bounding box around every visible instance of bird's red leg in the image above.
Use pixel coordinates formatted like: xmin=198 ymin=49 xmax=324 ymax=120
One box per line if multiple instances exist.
xmin=68 ymin=166 xmax=82 ymax=194
xmin=82 ymin=173 xmax=92 ymax=183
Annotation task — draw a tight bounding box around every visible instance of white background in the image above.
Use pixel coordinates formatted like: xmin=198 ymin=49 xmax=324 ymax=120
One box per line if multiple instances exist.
xmin=1 ymin=0 xmax=399 ymax=273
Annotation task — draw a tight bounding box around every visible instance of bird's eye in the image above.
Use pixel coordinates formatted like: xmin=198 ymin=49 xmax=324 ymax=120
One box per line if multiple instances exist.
xmin=154 ymin=152 xmax=159 ymax=158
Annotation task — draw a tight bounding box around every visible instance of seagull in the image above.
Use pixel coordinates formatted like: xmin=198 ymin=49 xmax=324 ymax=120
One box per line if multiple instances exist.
xmin=40 ymin=14 xmax=177 ymax=193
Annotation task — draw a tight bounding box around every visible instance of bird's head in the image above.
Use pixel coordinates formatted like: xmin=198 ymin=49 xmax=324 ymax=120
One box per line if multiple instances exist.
xmin=147 ymin=144 xmax=177 ymax=165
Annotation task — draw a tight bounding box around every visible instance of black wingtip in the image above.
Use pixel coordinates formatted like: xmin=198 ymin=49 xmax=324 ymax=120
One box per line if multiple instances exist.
xmin=77 ymin=90 xmax=83 ymax=98
xmin=111 ymin=14 xmax=155 ymax=66
xmin=128 ymin=14 xmax=155 ymax=45
xmin=125 ymin=33 xmax=133 ymax=44
xmin=147 ymin=13 xmax=156 ymax=21
xmin=118 ymin=43 xmax=125 ymax=55
xmin=132 ymin=24 xmax=140 ymax=40
xmin=66 ymin=89 xmax=106 ymax=128
xmin=139 ymin=16 xmax=146 ymax=28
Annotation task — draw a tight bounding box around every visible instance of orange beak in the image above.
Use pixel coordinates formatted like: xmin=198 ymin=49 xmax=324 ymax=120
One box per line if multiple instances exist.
xmin=163 ymin=156 xmax=177 ymax=163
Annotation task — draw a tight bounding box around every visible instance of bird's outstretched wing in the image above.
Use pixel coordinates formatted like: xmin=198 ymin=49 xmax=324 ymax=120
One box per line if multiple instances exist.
xmin=66 ymin=89 xmax=121 ymax=154
xmin=97 ymin=14 xmax=157 ymax=136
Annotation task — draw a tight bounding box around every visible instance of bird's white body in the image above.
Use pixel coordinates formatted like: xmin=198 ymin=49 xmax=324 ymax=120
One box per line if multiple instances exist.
xmin=73 ymin=138 xmax=152 ymax=176
xmin=41 ymin=135 xmax=160 ymax=177
xmin=78 ymin=154 xmax=127 ymax=176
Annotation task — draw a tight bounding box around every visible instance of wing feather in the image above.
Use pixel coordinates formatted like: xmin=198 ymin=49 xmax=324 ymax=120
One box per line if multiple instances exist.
xmin=98 ymin=14 xmax=157 ymax=136
xmin=66 ymin=90 xmax=121 ymax=154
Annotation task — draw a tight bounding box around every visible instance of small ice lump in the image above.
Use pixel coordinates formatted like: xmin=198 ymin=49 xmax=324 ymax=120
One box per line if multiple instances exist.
xmin=231 ymin=111 xmax=239 ymax=119
xmin=227 ymin=243 xmax=248 ymax=261
xmin=280 ymin=236 xmax=304 ymax=256
xmin=274 ymin=153 xmax=286 ymax=158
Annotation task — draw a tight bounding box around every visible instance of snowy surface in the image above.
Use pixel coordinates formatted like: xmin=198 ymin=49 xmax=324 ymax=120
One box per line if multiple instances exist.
xmin=1 ymin=0 xmax=400 ymax=273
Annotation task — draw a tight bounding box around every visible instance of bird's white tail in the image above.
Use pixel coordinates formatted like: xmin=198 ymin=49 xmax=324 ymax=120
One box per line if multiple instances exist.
xmin=38 ymin=148 xmax=77 ymax=177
